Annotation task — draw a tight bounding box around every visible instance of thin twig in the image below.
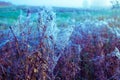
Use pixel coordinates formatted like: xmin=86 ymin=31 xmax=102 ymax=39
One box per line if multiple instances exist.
xmin=9 ymin=26 xmax=21 ymax=57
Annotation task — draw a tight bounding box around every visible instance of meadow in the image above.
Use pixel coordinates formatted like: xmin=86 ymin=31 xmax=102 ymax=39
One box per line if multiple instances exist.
xmin=0 ymin=6 xmax=120 ymax=80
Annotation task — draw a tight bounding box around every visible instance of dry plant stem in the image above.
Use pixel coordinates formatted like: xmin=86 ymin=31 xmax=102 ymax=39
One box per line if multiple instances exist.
xmin=9 ymin=26 xmax=21 ymax=58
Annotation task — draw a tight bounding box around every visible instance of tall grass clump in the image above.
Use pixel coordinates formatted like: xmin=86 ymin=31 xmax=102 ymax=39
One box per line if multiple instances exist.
xmin=0 ymin=7 xmax=61 ymax=80
xmin=54 ymin=20 xmax=120 ymax=80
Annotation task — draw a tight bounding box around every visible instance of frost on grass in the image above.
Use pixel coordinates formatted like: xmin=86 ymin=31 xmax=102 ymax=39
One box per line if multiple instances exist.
xmin=0 ymin=7 xmax=120 ymax=80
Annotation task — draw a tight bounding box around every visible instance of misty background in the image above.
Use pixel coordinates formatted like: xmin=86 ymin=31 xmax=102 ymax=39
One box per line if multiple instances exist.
xmin=0 ymin=0 xmax=114 ymax=8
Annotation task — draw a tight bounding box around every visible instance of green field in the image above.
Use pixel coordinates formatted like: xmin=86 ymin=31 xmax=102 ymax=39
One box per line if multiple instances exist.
xmin=0 ymin=6 xmax=120 ymax=30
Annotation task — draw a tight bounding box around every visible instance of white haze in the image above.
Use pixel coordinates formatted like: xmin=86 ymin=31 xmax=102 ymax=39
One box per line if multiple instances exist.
xmin=2 ymin=0 xmax=112 ymax=8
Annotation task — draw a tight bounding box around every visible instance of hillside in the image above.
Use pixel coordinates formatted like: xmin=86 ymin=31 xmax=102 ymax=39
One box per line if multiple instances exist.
xmin=0 ymin=1 xmax=12 ymax=7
